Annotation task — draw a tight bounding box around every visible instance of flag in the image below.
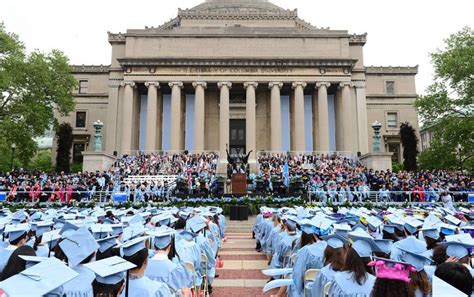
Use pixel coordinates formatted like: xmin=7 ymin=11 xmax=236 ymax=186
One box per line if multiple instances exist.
xmin=283 ymin=157 xmax=289 ymax=187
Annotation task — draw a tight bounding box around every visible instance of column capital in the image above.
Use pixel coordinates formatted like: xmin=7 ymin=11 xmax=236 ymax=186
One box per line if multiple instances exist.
xmin=192 ymin=82 xmax=208 ymax=89
xmin=315 ymin=82 xmax=331 ymax=89
xmin=120 ymin=81 xmax=136 ymax=88
xmin=292 ymin=82 xmax=307 ymax=89
xmin=144 ymin=81 xmax=160 ymax=88
xmin=168 ymin=81 xmax=184 ymax=89
xmin=217 ymin=82 xmax=232 ymax=89
xmin=338 ymin=82 xmax=355 ymax=89
xmin=243 ymin=82 xmax=258 ymax=89
xmin=268 ymin=82 xmax=283 ymax=89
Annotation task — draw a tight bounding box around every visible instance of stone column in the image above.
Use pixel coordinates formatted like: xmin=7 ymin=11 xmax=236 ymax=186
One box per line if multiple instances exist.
xmin=316 ymin=82 xmax=331 ymax=152
xmin=120 ymin=81 xmax=135 ymax=154
xmin=292 ymin=82 xmax=307 ymax=151
xmin=356 ymin=85 xmax=369 ymax=154
xmin=340 ymin=82 xmax=355 ymax=152
xmin=144 ymin=82 xmax=160 ymax=152
xmin=193 ymin=82 xmax=207 ymax=152
xmin=218 ymin=82 xmax=232 ymax=174
xmin=244 ymin=82 xmax=258 ymax=171
xmin=169 ymin=82 xmax=184 ymax=151
xmin=269 ymin=82 xmax=283 ymax=151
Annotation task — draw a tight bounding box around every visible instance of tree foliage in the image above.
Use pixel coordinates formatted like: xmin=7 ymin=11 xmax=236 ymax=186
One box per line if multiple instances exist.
xmin=416 ymin=27 xmax=474 ymax=171
xmin=0 ymin=23 xmax=76 ymax=164
xmin=55 ymin=122 xmax=73 ymax=173
xmin=399 ymin=122 xmax=419 ymax=171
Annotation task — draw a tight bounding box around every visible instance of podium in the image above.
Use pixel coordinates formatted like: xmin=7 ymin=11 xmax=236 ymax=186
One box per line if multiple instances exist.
xmin=231 ymin=173 xmax=247 ymax=195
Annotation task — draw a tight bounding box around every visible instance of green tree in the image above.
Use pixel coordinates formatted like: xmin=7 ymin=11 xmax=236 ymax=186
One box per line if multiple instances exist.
xmin=28 ymin=149 xmax=53 ymax=172
xmin=0 ymin=23 xmax=76 ymax=164
xmin=416 ymin=27 xmax=474 ymax=171
xmin=55 ymin=122 xmax=73 ymax=173
xmin=399 ymin=122 xmax=419 ymax=171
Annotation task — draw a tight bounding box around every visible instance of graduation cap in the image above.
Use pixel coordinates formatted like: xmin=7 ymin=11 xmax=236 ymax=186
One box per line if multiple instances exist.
xmin=0 ymin=258 xmax=79 ymax=297
xmin=445 ymin=214 xmax=462 ymax=226
xmin=186 ymin=216 xmax=207 ymax=233
xmin=97 ymin=236 xmax=118 ymax=253
xmin=321 ymin=234 xmax=348 ymax=249
xmin=11 ymin=210 xmax=29 ymax=224
xmin=59 ymin=227 xmax=100 ymax=267
xmin=333 ymin=224 xmax=351 ymax=237
xmin=383 ymin=225 xmax=396 ymax=234
xmin=368 ymin=257 xmax=416 ymax=283
xmin=33 ymin=221 xmax=54 ymax=237
xmin=421 ymin=228 xmax=440 ymax=240
xmin=90 ymin=224 xmax=113 ymax=239
xmin=120 ymin=236 xmax=149 ymax=257
xmin=442 ymin=234 xmax=474 ymax=259
xmin=374 ymin=239 xmax=393 ymax=255
xmin=59 ymin=221 xmax=80 ymax=237
xmin=110 ymin=224 xmax=124 ymax=236
xmin=84 ymin=256 xmax=136 ymax=285
xmin=397 ymin=237 xmax=431 ymax=271
xmin=177 ymin=230 xmax=197 ymax=241
xmin=348 ymin=229 xmax=382 ymax=257
xmin=18 ymin=255 xmax=50 ymax=269
xmin=149 ymin=229 xmax=176 ymax=250
xmin=121 ymin=224 xmax=145 ymax=242
xmin=440 ymin=224 xmax=457 ymax=235
xmin=403 ymin=217 xmax=423 ymax=235
xmin=4 ymin=223 xmax=30 ymax=242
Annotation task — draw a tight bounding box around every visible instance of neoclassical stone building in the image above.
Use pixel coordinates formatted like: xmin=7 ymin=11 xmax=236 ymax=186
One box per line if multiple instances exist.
xmin=56 ymin=0 xmax=420 ymax=170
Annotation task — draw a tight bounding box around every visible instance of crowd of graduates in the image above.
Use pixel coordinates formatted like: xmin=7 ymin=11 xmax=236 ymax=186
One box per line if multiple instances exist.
xmin=254 ymin=204 xmax=474 ymax=297
xmin=256 ymin=153 xmax=472 ymax=202
xmin=0 ymin=152 xmax=221 ymax=203
xmin=0 ymin=205 xmax=226 ymax=296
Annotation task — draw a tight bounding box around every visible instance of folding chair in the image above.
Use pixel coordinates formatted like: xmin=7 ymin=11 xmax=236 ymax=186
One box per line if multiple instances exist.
xmin=303 ymin=269 xmax=319 ymax=297
xmin=184 ymin=261 xmax=198 ymax=297
xmin=323 ymin=281 xmax=332 ymax=297
xmin=201 ymin=253 xmax=209 ymax=297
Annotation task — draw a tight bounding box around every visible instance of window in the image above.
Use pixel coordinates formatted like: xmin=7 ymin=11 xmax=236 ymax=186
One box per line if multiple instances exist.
xmin=385 ymin=81 xmax=395 ymax=95
xmin=79 ymin=80 xmax=89 ymax=94
xmin=75 ymin=111 xmax=87 ymax=128
xmin=388 ymin=143 xmax=400 ymax=163
xmin=387 ymin=112 xmax=398 ymax=129
xmin=73 ymin=143 xmax=85 ymax=163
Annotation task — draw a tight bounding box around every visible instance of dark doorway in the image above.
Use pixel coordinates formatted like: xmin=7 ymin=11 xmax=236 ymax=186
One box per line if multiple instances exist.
xmin=230 ymin=119 xmax=246 ymax=155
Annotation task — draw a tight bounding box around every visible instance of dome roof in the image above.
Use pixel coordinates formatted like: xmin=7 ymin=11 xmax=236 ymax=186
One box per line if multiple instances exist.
xmin=189 ymin=0 xmax=285 ymax=12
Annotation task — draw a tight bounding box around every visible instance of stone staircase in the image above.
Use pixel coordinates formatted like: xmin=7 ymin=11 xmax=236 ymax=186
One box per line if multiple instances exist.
xmin=211 ymin=216 xmax=277 ymax=297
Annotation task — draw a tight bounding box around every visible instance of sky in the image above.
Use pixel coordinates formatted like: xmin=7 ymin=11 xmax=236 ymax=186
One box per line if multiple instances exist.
xmin=1 ymin=0 xmax=473 ymax=95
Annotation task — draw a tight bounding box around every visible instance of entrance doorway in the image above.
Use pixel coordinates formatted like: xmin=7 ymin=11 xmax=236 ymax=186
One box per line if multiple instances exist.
xmin=229 ymin=119 xmax=246 ymax=155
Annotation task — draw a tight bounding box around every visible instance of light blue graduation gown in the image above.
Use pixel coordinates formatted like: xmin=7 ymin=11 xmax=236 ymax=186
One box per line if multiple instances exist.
xmin=196 ymin=233 xmax=216 ymax=284
xmin=176 ymin=238 xmax=203 ymax=286
xmin=120 ymin=275 xmax=171 ymax=297
xmin=328 ymin=271 xmax=375 ymax=297
xmin=35 ymin=244 xmax=50 ymax=257
xmin=0 ymin=245 xmax=16 ymax=273
xmin=270 ymin=232 xmax=298 ymax=270
xmin=288 ymin=241 xmax=327 ymax=297
xmin=312 ymin=264 xmax=338 ymax=297
xmin=145 ymin=254 xmax=193 ymax=291
xmin=62 ymin=264 xmax=94 ymax=297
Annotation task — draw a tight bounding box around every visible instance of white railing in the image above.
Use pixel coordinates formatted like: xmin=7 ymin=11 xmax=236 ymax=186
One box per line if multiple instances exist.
xmin=123 ymin=175 xmax=178 ymax=186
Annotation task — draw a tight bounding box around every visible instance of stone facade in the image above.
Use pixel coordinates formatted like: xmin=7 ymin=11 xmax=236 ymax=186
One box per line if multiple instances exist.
xmin=54 ymin=0 xmax=419 ymax=169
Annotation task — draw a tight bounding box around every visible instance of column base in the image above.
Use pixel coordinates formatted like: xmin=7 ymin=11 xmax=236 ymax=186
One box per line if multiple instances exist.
xmin=82 ymin=152 xmax=117 ymax=172
xmin=359 ymin=152 xmax=393 ymax=171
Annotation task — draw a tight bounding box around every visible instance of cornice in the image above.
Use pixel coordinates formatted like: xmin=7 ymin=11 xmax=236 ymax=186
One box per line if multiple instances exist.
xmin=366 ymin=94 xmax=418 ymax=98
xmin=366 ymin=66 xmax=418 ymax=75
xmin=349 ymin=33 xmax=367 ymax=45
xmin=117 ymin=58 xmax=358 ymax=68
xmin=108 ymin=32 xmax=126 ymax=44
xmin=72 ymin=65 xmax=110 ymax=73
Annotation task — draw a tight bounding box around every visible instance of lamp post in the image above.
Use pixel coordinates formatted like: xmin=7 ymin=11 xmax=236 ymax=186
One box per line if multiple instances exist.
xmin=457 ymin=144 xmax=463 ymax=172
xmin=371 ymin=121 xmax=382 ymax=152
xmin=93 ymin=120 xmax=104 ymax=152
xmin=10 ymin=143 xmax=16 ymax=170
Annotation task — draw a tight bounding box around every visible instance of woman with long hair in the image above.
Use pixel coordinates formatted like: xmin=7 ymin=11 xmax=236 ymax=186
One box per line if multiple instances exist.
xmin=369 ymin=258 xmax=416 ymax=297
xmin=328 ymin=230 xmax=379 ymax=297
xmin=312 ymin=234 xmax=348 ymax=297
xmin=395 ymin=237 xmax=432 ymax=297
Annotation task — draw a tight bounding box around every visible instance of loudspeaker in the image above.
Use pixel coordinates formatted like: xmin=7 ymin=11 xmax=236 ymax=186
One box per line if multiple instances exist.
xmin=113 ymin=151 xmax=118 ymax=156
xmin=230 ymin=206 xmax=239 ymax=220
xmin=357 ymin=151 xmax=361 ymax=157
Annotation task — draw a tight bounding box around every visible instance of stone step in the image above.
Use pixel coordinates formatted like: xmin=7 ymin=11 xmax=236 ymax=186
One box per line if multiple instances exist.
xmin=211 ymin=287 xmax=277 ymax=297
